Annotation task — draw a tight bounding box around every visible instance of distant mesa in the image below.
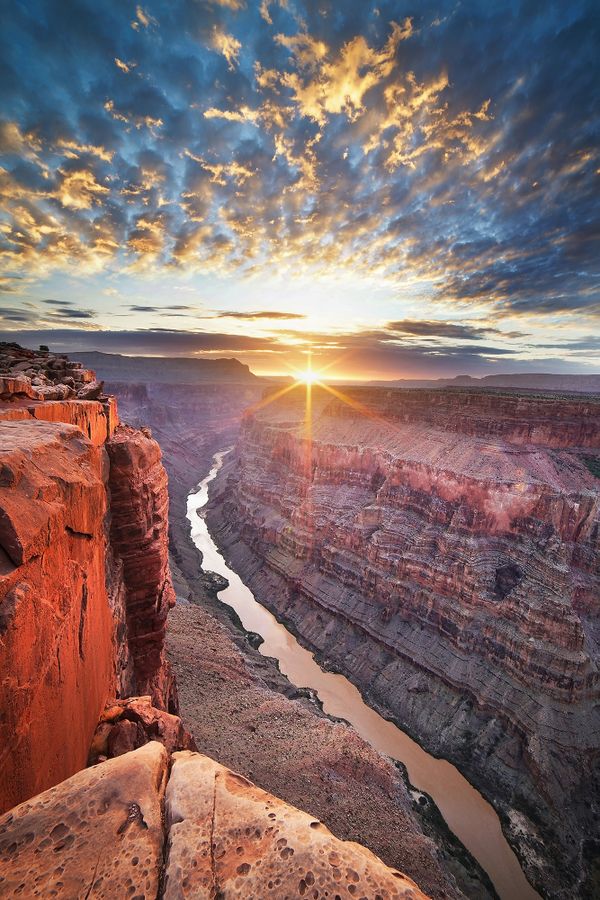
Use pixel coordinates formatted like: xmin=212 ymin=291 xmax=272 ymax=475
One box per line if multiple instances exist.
xmin=75 ymin=350 xmax=259 ymax=385
xmin=368 ymin=372 xmax=600 ymax=393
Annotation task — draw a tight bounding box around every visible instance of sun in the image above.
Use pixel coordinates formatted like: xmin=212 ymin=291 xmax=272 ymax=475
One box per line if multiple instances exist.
xmin=291 ymin=351 xmax=323 ymax=386
xmin=297 ymin=369 xmax=320 ymax=385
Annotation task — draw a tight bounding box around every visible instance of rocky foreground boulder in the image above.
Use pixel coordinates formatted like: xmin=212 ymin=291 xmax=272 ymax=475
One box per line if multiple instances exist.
xmin=0 ymin=742 xmax=429 ymax=899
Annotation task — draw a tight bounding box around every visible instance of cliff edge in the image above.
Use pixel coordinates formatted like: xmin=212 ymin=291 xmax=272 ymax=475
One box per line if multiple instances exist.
xmin=0 ymin=343 xmax=176 ymax=812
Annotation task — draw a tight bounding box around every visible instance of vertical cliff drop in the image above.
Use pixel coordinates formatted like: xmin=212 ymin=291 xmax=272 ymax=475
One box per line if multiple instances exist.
xmin=0 ymin=345 xmax=177 ymax=812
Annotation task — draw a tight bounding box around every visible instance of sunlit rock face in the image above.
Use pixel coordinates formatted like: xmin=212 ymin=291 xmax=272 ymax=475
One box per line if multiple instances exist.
xmin=0 ymin=743 xmax=169 ymax=900
xmin=107 ymin=425 xmax=178 ymax=710
xmin=0 ymin=742 xmax=430 ymax=900
xmin=88 ymin=696 xmax=196 ymax=764
xmin=164 ymin=751 xmax=430 ymax=899
xmin=0 ymin=418 xmax=129 ymax=814
xmin=0 ymin=345 xmax=177 ymax=812
xmin=209 ymin=384 xmax=600 ymax=898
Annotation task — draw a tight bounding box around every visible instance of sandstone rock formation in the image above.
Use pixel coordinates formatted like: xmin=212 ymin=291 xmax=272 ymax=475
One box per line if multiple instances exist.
xmin=0 ymin=418 xmax=130 ymax=813
xmin=164 ymin=751 xmax=429 ymax=899
xmin=0 ymin=344 xmax=177 ymax=813
xmin=208 ymin=384 xmax=600 ymax=898
xmin=0 ymin=743 xmax=430 ymax=899
xmin=0 ymin=743 xmax=168 ymax=899
xmin=107 ymin=425 xmax=177 ymax=710
xmin=89 ymin=696 xmax=196 ymax=764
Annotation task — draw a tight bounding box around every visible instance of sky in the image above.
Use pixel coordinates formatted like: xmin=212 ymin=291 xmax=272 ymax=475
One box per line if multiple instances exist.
xmin=0 ymin=0 xmax=599 ymax=379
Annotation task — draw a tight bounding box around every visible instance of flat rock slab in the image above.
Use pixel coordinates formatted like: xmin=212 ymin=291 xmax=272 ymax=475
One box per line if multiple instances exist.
xmin=164 ymin=751 xmax=429 ymax=899
xmin=0 ymin=742 xmax=168 ymax=899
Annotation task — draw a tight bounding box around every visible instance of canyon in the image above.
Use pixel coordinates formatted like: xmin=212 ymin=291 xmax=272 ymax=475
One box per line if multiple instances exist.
xmin=97 ymin=358 xmax=480 ymax=898
xmin=206 ymin=383 xmax=600 ymax=899
xmin=0 ymin=343 xmax=461 ymax=899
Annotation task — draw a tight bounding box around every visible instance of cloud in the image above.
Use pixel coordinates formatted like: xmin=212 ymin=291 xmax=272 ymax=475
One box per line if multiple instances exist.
xmin=217 ymin=310 xmax=306 ymax=319
xmin=0 ymin=328 xmax=280 ymax=356
xmin=210 ymin=26 xmax=242 ymax=71
xmin=0 ymin=275 xmax=26 ymax=293
xmin=211 ymin=0 xmax=246 ymax=8
xmin=183 ymin=149 xmax=255 ymax=185
xmin=265 ymin=19 xmax=412 ymax=125
xmin=49 ymin=308 xmax=96 ymax=319
xmin=132 ymin=5 xmax=157 ymax=30
xmin=385 ymin=320 xmax=500 ymax=339
xmin=57 ymin=166 xmax=110 ymax=210
xmin=0 ymin=0 xmax=598 ymax=354
xmin=115 ymin=58 xmax=136 ymax=74
xmin=129 ymin=304 xmax=196 ymax=312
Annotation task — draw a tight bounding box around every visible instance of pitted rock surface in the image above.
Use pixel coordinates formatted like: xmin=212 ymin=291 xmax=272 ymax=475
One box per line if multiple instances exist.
xmin=0 ymin=742 xmax=168 ymax=899
xmin=164 ymin=751 xmax=430 ymax=899
xmin=0 ymin=747 xmax=430 ymax=899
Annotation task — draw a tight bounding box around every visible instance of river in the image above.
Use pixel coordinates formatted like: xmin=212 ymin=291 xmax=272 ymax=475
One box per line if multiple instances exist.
xmin=187 ymin=448 xmax=540 ymax=900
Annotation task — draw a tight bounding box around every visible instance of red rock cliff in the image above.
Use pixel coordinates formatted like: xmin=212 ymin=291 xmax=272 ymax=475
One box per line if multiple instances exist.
xmin=107 ymin=425 xmax=177 ymax=710
xmin=0 ymin=343 xmax=176 ymax=813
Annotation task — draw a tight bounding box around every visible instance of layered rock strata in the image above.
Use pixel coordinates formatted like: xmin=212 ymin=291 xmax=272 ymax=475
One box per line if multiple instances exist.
xmin=208 ymin=384 xmax=600 ymax=898
xmin=0 ymin=345 xmax=176 ymax=813
xmin=0 ymin=742 xmax=430 ymax=899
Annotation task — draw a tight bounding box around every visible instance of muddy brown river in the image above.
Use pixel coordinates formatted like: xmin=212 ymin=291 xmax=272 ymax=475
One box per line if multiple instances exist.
xmin=188 ymin=449 xmax=540 ymax=900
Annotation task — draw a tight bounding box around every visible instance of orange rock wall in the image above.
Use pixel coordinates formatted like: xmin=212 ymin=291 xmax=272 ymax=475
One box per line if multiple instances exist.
xmin=0 ymin=420 xmax=121 ymax=812
xmin=0 ymin=396 xmax=117 ymax=445
xmin=0 ymin=392 xmax=175 ymax=812
xmin=107 ymin=425 xmax=177 ymax=710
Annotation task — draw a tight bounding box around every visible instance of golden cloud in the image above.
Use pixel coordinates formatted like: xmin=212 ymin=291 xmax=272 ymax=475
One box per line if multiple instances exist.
xmin=269 ymin=19 xmax=413 ymax=125
xmin=56 ymin=139 xmax=114 ymax=162
xmin=115 ymin=57 xmax=135 ymax=74
xmin=104 ymin=99 xmax=163 ymax=131
xmin=57 ymin=168 xmax=110 ymax=210
xmin=210 ymin=26 xmax=242 ymax=70
xmin=131 ymin=5 xmax=157 ymax=30
xmin=183 ymin=149 xmax=255 ymax=185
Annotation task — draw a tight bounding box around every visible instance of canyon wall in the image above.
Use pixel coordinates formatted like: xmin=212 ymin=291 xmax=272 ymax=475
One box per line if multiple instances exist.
xmin=208 ymin=384 xmax=600 ymax=899
xmin=0 ymin=344 xmax=176 ymax=812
